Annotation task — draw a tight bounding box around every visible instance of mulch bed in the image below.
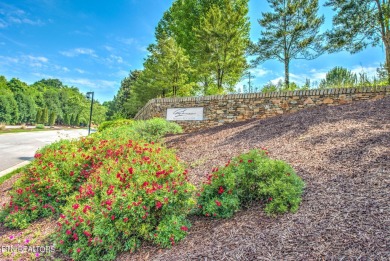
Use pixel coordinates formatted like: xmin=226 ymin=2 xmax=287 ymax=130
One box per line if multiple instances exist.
xmin=119 ymin=96 xmax=390 ymax=260
xmin=1 ymin=97 xmax=389 ymax=260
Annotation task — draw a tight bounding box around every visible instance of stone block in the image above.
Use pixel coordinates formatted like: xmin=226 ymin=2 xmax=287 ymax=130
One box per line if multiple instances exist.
xmin=323 ymin=98 xmax=334 ymax=104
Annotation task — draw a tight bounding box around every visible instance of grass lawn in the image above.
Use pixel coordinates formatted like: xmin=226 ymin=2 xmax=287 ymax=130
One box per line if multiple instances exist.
xmin=0 ymin=166 xmax=26 ymax=185
xmin=0 ymin=128 xmax=55 ymax=135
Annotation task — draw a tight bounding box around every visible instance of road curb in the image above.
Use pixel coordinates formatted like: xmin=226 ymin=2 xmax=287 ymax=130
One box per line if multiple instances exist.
xmin=0 ymin=161 xmax=31 ymax=177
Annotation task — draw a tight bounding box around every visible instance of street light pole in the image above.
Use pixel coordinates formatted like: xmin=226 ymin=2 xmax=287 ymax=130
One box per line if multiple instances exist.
xmin=86 ymin=92 xmax=94 ymax=135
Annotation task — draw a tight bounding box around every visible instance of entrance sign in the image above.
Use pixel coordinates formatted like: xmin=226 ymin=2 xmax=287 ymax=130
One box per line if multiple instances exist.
xmin=166 ymin=107 xmax=204 ymax=121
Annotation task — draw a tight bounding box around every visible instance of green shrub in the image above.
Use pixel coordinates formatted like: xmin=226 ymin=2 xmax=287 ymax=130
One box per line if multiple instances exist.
xmin=96 ymin=118 xmax=183 ymax=143
xmin=35 ymin=124 xmax=44 ymax=129
xmin=0 ymin=137 xmax=95 ymax=228
xmin=98 ymin=119 xmax=135 ymax=132
xmin=196 ymin=150 xmax=305 ymax=218
xmin=0 ymin=127 xmax=194 ymax=260
xmin=131 ymin=118 xmax=183 ymax=142
xmin=54 ymin=139 xmax=195 ymax=260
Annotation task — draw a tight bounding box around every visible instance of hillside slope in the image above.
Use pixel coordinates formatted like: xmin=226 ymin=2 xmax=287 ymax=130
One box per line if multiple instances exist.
xmin=123 ymin=96 xmax=390 ymax=260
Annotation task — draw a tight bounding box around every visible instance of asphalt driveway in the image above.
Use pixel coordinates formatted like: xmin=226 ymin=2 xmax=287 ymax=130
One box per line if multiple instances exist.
xmin=0 ymin=129 xmax=88 ymax=174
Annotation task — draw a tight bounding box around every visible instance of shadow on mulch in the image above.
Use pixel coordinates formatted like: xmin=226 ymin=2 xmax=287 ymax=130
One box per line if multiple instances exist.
xmin=218 ymin=97 xmax=389 ymax=148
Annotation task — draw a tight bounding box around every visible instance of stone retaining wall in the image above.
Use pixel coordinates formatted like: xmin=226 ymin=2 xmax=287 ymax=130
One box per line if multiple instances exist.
xmin=134 ymin=86 xmax=390 ymax=132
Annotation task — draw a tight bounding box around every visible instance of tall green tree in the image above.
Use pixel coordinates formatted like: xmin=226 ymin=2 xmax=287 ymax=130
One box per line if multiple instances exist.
xmin=0 ymin=96 xmax=12 ymax=123
xmin=110 ymin=70 xmax=141 ymax=118
xmin=48 ymin=112 xmax=56 ymax=126
xmin=36 ymin=109 xmax=42 ymax=124
xmin=70 ymin=114 xmax=75 ymax=126
xmin=325 ymin=0 xmax=390 ymax=82
xmin=319 ymin=67 xmax=358 ymax=89
xmin=74 ymin=113 xmax=80 ymax=126
xmin=156 ymin=0 xmax=250 ymax=94
xmin=149 ymin=37 xmax=194 ymax=96
xmin=195 ymin=0 xmax=250 ymax=93
xmin=64 ymin=113 xmax=70 ymax=126
xmin=251 ymin=0 xmax=324 ymax=87
xmin=15 ymin=93 xmax=36 ymax=123
xmin=42 ymin=108 xmax=49 ymax=125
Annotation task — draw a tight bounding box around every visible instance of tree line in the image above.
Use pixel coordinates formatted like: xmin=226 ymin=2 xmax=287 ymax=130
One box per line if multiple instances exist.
xmin=0 ymin=76 xmax=107 ymax=125
xmin=106 ymin=0 xmax=390 ymax=119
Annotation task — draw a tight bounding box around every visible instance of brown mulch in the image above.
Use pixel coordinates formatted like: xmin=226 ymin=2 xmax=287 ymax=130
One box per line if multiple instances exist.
xmin=119 ymin=97 xmax=390 ymax=260
xmin=1 ymin=97 xmax=389 ymax=260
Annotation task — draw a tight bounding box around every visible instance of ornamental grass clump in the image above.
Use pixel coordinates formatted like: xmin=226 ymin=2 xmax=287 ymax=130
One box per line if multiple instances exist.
xmin=196 ymin=149 xmax=305 ymax=218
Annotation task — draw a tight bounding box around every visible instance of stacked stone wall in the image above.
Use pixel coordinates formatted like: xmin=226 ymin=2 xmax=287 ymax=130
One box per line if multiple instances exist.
xmin=134 ymin=87 xmax=390 ymax=132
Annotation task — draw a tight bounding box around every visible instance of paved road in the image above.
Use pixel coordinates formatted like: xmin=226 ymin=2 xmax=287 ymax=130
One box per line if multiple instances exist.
xmin=0 ymin=129 xmax=88 ymax=174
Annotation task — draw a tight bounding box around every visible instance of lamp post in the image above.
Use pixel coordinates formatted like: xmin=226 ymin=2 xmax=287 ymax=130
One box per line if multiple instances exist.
xmin=86 ymin=91 xmax=94 ymax=135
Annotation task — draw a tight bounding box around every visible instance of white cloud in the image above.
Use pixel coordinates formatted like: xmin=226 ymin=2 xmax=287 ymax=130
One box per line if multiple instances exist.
xmin=108 ymin=54 xmax=123 ymax=63
xmin=0 ymin=3 xmax=44 ymax=27
xmin=112 ymin=70 xmax=128 ymax=78
xmin=26 ymin=55 xmax=48 ymax=63
xmin=60 ymin=48 xmax=98 ymax=58
xmin=75 ymin=68 xmax=85 ymax=74
xmin=270 ymin=77 xmax=284 ymax=85
xmin=118 ymin=38 xmax=135 ymax=45
xmin=249 ymin=67 xmax=270 ymax=77
xmin=0 ymin=55 xmax=18 ymax=63
xmin=63 ymin=78 xmax=117 ymax=90
xmin=103 ymin=45 xmax=114 ymax=52
xmin=137 ymin=45 xmax=148 ymax=52
xmin=351 ymin=66 xmax=377 ymax=78
xmin=0 ymin=19 xmax=6 ymax=28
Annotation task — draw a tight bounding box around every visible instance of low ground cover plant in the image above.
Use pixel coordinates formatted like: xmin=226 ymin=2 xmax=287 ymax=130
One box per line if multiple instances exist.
xmin=196 ymin=149 xmax=305 ymax=218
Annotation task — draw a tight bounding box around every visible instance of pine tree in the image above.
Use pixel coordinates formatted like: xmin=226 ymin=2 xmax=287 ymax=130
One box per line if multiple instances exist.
xmin=251 ymin=0 xmax=324 ymax=87
xmin=325 ymin=0 xmax=390 ymax=83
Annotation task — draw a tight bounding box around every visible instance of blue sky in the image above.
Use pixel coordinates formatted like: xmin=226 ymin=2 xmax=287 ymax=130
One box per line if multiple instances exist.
xmin=0 ymin=0 xmax=385 ymax=102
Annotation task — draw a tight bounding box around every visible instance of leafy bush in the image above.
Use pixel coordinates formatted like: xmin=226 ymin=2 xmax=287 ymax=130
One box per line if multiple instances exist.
xmin=196 ymin=150 xmax=304 ymax=218
xmin=35 ymin=124 xmax=44 ymax=129
xmin=0 ymin=120 xmax=193 ymax=260
xmin=98 ymin=119 xmax=135 ymax=132
xmin=96 ymin=118 xmax=183 ymax=143
xmin=0 ymin=137 xmax=95 ymax=228
xmin=54 ymin=139 xmax=195 ymax=260
xmin=131 ymin=118 xmax=183 ymax=142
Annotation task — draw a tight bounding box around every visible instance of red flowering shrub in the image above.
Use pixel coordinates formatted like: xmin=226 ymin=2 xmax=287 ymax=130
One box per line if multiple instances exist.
xmin=0 ymin=137 xmax=96 ymax=228
xmin=196 ymin=150 xmax=305 ymax=218
xmin=52 ymin=139 xmax=194 ymax=260
xmin=0 ymin=120 xmax=194 ymax=260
